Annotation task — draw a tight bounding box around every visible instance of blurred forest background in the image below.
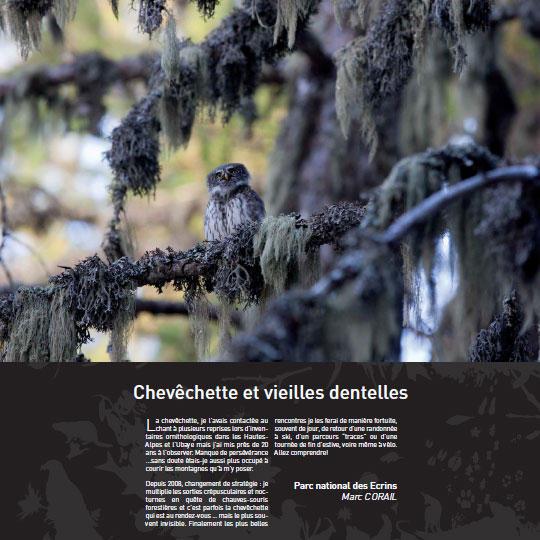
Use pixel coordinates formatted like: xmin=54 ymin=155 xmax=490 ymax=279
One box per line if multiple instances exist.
xmin=0 ymin=0 xmax=539 ymax=361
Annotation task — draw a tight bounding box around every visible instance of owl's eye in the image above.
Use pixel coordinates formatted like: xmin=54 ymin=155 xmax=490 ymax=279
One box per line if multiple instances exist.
xmin=216 ymin=171 xmax=224 ymax=179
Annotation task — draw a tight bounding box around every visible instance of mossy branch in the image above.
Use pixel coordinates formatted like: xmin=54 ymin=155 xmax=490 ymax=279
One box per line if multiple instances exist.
xmin=136 ymin=202 xmax=365 ymax=289
xmin=0 ymin=202 xmax=364 ymax=361
xmin=374 ymin=165 xmax=540 ymax=245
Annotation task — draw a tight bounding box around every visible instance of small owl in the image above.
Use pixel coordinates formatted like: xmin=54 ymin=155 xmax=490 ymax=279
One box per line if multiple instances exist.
xmin=204 ymin=163 xmax=265 ymax=241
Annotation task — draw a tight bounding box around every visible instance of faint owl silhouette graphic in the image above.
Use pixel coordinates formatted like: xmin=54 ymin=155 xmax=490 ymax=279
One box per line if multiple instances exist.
xmin=204 ymin=163 xmax=265 ymax=241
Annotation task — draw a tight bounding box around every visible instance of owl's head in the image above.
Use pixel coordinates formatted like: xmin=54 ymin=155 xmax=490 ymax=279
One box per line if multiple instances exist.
xmin=207 ymin=163 xmax=250 ymax=197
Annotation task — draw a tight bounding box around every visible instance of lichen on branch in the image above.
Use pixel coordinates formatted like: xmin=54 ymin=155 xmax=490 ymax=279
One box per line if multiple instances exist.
xmin=336 ymin=0 xmax=493 ymax=154
xmin=0 ymin=202 xmax=365 ymax=361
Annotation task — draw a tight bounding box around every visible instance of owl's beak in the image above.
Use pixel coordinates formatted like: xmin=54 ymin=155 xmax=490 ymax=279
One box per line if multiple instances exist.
xmin=222 ymin=171 xmax=231 ymax=181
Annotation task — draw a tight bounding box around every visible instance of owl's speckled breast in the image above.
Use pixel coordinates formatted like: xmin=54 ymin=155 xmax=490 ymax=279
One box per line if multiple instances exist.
xmin=205 ymin=191 xmax=248 ymax=241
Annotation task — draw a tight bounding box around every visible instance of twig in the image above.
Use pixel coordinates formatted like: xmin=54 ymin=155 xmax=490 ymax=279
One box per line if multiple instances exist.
xmin=135 ymin=298 xmax=241 ymax=326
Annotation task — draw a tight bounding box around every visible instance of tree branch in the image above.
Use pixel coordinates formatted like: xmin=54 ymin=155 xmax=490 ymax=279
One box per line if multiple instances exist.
xmin=0 ymin=202 xmax=365 ymax=346
xmin=131 ymin=202 xmax=366 ymax=289
xmin=295 ymin=28 xmax=335 ymax=78
xmin=373 ymin=165 xmax=540 ymax=245
xmin=135 ymin=298 xmax=240 ymax=326
xmin=0 ymin=52 xmax=156 ymax=105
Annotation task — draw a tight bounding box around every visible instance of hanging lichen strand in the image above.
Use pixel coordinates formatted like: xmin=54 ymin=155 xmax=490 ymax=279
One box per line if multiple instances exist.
xmin=273 ymin=0 xmax=314 ymax=48
xmin=1 ymin=285 xmax=79 ymax=362
xmin=332 ymin=0 xmax=375 ymax=30
xmin=106 ymin=89 xmax=161 ymax=201
xmin=110 ymin=0 xmax=310 ymax=171
xmin=160 ymin=16 xmax=209 ymax=148
xmin=194 ymin=0 xmax=220 ymax=19
xmin=3 ymin=287 xmax=52 ymax=362
xmin=0 ymin=0 xmax=73 ymax=58
xmin=431 ymin=0 xmax=492 ymax=71
xmin=201 ymin=0 xmax=304 ymax=121
xmin=103 ymin=85 xmax=161 ymax=261
xmin=253 ymin=215 xmax=319 ymax=295
xmin=224 ymin=244 xmax=403 ymax=363
xmin=0 ymin=1 xmax=225 ymax=57
xmin=336 ymin=0 xmax=492 ymax=155
xmin=49 ymin=255 xmax=137 ymax=361
xmin=473 ymin=177 xmax=540 ymax=328
xmin=137 ymin=0 xmax=166 ymax=35
xmin=0 ymin=256 xmax=137 ymax=362
xmin=362 ymin=143 xmax=499 ymax=331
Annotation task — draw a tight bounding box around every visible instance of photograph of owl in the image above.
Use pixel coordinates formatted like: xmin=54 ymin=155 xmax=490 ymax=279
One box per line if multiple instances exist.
xmin=204 ymin=163 xmax=266 ymax=241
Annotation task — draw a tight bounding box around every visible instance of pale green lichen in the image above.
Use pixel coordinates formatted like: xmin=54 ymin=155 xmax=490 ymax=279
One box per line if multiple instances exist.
xmin=253 ymin=215 xmax=319 ymax=296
